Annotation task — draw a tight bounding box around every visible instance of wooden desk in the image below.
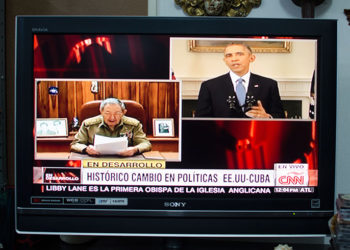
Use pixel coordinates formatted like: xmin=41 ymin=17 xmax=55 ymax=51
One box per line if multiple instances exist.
xmin=37 ymin=136 xmax=75 ymax=152
xmin=69 ymin=152 xmax=144 ymax=160
xmin=37 ymin=136 xmax=179 ymax=153
xmin=147 ymin=136 xmax=179 ymax=152
xmin=36 ymin=152 xmax=70 ymax=159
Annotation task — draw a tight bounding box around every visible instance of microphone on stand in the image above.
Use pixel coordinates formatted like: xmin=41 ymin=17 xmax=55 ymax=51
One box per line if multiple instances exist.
xmin=226 ymin=95 xmax=237 ymax=110
xmin=244 ymin=95 xmax=257 ymax=112
xmin=227 ymin=94 xmax=258 ymax=113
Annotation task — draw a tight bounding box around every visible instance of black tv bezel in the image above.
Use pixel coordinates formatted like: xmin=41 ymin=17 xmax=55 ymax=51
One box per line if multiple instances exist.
xmin=15 ymin=16 xmax=337 ymax=235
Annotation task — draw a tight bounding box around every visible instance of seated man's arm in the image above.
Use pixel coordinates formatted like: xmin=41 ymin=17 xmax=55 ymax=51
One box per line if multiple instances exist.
xmin=132 ymin=123 xmax=152 ymax=153
xmin=116 ymin=122 xmax=151 ymax=157
xmin=70 ymin=124 xmax=90 ymax=153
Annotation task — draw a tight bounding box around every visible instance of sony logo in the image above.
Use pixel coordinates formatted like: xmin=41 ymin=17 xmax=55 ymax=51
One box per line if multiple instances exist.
xmin=32 ymin=27 xmax=48 ymax=32
xmin=164 ymin=201 xmax=187 ymax=208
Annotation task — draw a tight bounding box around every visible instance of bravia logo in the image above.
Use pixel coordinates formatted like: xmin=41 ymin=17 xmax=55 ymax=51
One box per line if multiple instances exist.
xmin=164 ymin=202 xmax=187 ymax=208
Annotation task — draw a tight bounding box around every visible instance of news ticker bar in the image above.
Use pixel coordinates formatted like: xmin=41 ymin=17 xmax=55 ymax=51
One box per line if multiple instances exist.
xmin=36 ymin=163 xmax=314 ymax=187
xmin=40 ymin=185 xmax=314 ymax=195
xmin=32 ymin=185 xmax=315 ymax=206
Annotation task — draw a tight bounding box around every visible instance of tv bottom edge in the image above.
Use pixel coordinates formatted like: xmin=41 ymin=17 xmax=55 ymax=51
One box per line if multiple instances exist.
xmin=16 ymin=212 xmax=333 ymax=235
xmin=17 ymin=207 xmax=334 ymax=218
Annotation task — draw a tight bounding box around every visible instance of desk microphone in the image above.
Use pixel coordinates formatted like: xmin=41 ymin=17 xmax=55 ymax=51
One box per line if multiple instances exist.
xmin=227 ymin=96 xmax=237 ymax=110
xmin=245 ymin=95 xmax=257 ymax=111
xmin=227 ymin=95 xmax=257 ymax=112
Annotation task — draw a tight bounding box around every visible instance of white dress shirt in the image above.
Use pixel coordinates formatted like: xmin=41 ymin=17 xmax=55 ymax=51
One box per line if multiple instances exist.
xmin=229 ymin=71 xmax=251 ymax=93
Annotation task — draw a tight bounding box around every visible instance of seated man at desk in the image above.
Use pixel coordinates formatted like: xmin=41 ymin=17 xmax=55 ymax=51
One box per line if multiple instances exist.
xmin=71 ymin=98 xmax=151 ymax=157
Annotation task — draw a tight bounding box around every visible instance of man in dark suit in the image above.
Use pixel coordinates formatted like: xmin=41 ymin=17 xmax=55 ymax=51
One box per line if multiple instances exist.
xmin=196 ymin=43 xmax=285 ymax=118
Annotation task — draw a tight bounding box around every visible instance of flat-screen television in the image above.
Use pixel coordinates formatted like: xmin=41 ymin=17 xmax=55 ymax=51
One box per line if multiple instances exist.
xmin=15 ymin=16 xmax=337 ymax=236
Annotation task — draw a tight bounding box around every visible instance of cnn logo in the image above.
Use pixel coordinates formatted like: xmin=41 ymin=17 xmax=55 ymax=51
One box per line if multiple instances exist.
xmin=277 ymin=175 xmax=306 ymax=185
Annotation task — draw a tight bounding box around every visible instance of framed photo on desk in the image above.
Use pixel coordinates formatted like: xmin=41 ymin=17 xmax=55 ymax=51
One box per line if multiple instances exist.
xmin=153 ymin=118 xmax=174 ymax=137
xmin=36 ymin=118 xmax=68 ymax=137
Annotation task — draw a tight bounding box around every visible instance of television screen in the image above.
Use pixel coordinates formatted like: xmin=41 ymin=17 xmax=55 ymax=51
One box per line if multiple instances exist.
xmin=15 ymin=16 xmax=337 ymax=235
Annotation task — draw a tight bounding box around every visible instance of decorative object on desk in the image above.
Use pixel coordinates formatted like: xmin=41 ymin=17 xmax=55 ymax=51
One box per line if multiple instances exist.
xmin=291 ymin=0 xmax=325 ymax=18
xmin=90 ymin=81 xmax=99 ymax=93
xmin=189 ymin=40 xmax=292 ymax=53
xmin=174 ymin=0 xmax=261 ymax=17
xmin=153 ymin=118 xmax=175 ymax=137
xmin=36 ymin=118 xmax=68 ymax=137
xmin=48 ymin=86 xmax=59 ymax=108
xmin=71 ymin=117 xmax=80 ymax=131
xmin=345 ymin=9 xmax=350 ymax=25
xmin=48 ymin=86 xmax=59 ymax=95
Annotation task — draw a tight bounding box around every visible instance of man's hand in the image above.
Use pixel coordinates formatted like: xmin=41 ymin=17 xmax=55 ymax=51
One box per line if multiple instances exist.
xmin=85 ymin=145 xmax=100 ymax=156
xmin=117 ymin=146 xmax=139 ymax=157
xmin=245 ymin=100 xmax=271 ymax=119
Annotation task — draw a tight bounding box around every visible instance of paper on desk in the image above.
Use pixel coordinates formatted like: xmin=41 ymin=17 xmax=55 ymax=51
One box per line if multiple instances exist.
xmin=94 ymin=134 xmax=128 ymax=155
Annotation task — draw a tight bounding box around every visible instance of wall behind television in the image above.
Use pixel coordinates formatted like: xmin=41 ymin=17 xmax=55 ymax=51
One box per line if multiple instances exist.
xmin=149 ymin=0 xmax=350 ymax=196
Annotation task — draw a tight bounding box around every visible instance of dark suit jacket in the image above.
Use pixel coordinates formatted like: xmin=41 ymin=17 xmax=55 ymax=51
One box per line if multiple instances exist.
xmin=195 ymin=73 xmax=285 ymax=118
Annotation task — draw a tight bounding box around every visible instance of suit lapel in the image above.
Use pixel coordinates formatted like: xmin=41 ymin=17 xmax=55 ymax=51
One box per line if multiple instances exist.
xmin=247 ymin=73 xmax=260 ymax=98
xmin=223 ymin=73 xmax=235 ymax=94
